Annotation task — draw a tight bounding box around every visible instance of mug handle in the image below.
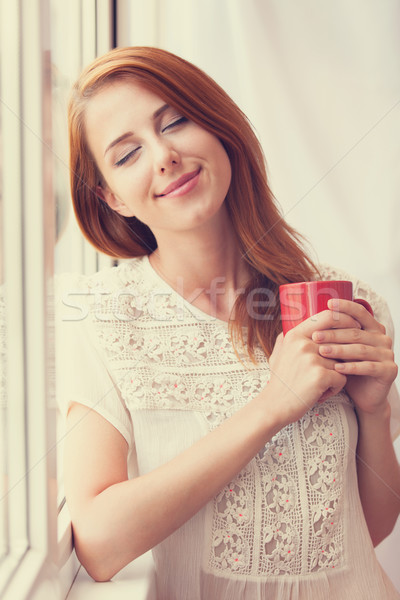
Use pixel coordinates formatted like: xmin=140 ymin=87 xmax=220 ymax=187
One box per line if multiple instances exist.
xmin=354 ymin=298 xmax=374 ymax=316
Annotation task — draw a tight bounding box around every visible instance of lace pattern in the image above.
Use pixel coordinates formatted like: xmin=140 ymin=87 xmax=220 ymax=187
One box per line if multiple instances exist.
xmin=84 ymin=260 xmax=267 ymax=424
xmin=67 ymin=257 xmax=393 ymax=580
xmin=209 ymin=398 xmax=349 ymax=576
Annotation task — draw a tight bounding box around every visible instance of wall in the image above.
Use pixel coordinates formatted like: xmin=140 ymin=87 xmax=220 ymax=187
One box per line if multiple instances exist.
xmin=117 ymin=0 xmax=400 ymax=590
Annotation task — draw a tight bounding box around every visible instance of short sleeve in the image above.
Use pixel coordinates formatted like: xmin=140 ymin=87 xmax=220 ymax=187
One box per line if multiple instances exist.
xmin=318 ymin=264 xmax=400 ymax=440
xmin=55 ymin=273 xmax=134 ymax=447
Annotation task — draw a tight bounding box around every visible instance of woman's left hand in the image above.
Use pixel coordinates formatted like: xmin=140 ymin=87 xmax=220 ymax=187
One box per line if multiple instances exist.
xmin=311 ymin=298 xmax=398 ymax=416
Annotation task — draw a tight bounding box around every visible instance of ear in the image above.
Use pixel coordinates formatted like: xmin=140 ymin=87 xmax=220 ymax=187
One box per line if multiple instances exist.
xmin=96 ymin=186 xmax=135 ymax=217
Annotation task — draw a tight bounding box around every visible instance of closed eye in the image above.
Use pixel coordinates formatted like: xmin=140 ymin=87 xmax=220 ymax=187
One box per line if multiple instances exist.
xmin=162 ymin=116 xmax=188 ymax=133
xmin=114 ymin=147 xmax=140 ymax=167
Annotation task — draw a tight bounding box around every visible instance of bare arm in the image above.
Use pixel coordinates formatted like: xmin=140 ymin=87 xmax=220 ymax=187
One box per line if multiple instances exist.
xmin=355 ymin=403 xmax=400 ymax=545
xmin=65 ymin=394 xmax=279 ymax=581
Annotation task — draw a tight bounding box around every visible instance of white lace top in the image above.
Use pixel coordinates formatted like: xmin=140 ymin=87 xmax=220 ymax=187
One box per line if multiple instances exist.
xmin=56 ymin=257 xmax=400 ymax=600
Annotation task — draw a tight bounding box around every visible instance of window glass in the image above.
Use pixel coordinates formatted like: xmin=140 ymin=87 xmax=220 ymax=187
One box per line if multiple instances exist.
xmin=0 ymin=1 xmax=29 ymax=577
xmin=0 ymin=1 xmax=57 ymax=596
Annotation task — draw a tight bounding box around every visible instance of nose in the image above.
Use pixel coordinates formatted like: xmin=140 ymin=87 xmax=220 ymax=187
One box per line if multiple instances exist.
xmin=152 ymin=138 xmax=180 ymax=173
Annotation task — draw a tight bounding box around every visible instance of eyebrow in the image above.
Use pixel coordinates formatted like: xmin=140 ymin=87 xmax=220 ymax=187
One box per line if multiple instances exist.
xmin=104 ymin=103 xmax=170 ymax=157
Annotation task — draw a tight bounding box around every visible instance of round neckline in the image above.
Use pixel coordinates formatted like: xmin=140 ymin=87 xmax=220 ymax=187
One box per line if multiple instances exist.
xmin=141 ymin=254 xmax=230 ymax=327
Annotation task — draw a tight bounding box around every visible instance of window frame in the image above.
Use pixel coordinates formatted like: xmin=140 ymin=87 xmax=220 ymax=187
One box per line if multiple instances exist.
xmin=0 ymin=0 xmax=58 ymax=598
xmin=53 ymin=0 xmax=115 ymax=594
xmin=0 ymin=0 xmax=114 ymax=598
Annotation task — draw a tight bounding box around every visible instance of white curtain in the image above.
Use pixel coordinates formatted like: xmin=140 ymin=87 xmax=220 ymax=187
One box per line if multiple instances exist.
xmin=117 ymin=0 xmax=400 ymax=589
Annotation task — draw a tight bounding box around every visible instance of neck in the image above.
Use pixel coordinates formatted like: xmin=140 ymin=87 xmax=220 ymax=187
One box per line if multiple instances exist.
xmin=149 ymin=217 xmax=251 ymax=321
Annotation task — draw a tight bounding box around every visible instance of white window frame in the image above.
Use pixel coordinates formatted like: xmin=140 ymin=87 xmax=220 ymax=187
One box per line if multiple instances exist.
xmin=53 ymin=0 xmax=114 ymax=596
xmin=0 ymin=1 xmax=114 ymax=598
xmin=0 ymin=0 xmax=58 ymax=598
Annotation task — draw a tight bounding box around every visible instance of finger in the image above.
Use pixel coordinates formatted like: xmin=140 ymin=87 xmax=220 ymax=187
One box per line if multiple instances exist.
xmin=295 ymin=309 xmax=362 ymax=338
xmin=312 ymin=328 xmax=393 ymax=349
xmin=327 ymin=298 xmax=384 ymax=333
xmin=318 ymin=371 xmax=348 ymax=401
xmin=318 ymin=343 xmax=393 ymax=363
xmin=334 ymin=360 xmax=398 ymax=380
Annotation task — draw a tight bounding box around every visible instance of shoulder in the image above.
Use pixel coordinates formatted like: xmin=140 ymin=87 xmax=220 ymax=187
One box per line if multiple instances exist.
xmin=54 ymin=256 xmax=148 ymax=321
xmin=55 ymin=256 xmax=146 ymax=293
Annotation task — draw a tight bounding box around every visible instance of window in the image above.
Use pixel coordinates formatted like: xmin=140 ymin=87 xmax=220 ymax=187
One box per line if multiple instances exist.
xmin=0 ymin=0 xmax=57 ymax=598
xmin=51 ymin=3 xmax=114 ymax=594
xmin=0 ymin=1 xmax=114 ymax=598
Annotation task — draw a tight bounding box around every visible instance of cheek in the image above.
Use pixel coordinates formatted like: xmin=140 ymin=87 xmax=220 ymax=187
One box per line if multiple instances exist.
xmin=110 ymin=163 xmax=152 ymax=199
xmin=215 ymin=146 xmax=232 ymax=195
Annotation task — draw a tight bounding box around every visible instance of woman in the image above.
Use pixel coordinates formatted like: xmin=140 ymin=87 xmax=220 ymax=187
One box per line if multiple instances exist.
xmin=57 ymin=46 xmax=400 ymax=599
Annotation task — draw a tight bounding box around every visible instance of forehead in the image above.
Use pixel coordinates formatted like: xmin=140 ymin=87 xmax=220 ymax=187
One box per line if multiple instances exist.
xmin=84 ymin=80 xmax=166 ymax=148
xmin=86 ymin=79 xmax=165 ymax=120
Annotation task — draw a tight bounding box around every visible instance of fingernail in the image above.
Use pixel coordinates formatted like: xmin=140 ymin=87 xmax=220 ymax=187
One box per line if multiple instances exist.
xmin=328 ymin=298 xmax=339 ymax=310
xmin=320 ymin=345 xmax=332 ymax=354
xmin=313 ymin=331 xmax=324 ymax=342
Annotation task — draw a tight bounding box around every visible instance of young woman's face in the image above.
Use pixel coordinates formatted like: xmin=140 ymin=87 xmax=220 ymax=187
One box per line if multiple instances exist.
xmin=84 ymin=79 xmax=232 ymax=237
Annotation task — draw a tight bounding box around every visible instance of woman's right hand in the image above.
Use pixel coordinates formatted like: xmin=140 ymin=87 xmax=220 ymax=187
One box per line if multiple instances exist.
xmin=267 ymin=309 xmax=361 ymax=427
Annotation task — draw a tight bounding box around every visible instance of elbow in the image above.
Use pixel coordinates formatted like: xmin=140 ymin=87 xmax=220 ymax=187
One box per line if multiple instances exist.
xmin=72 ymin=520 xmax=146 ymax=582
xmin=72 ymin=524 xmax=124 ymax=582
xmin=75 ymin=543 xmax=121 ymax=582
xmin=83 ymin=559 xmax=116 ymax=583
xmin=370 ymin=513 xmax=399 ymax=548
xmin=371 ymin=531 xmax=389 ymax=548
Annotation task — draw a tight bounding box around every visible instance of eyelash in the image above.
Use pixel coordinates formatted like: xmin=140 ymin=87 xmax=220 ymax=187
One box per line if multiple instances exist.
xmin=115 ymin=149 xmax=139 ymax=167
xmin=161 ymin=116 xmax=188 ymax=133
xmin=114 ymin=116 xmax=188 ymax=167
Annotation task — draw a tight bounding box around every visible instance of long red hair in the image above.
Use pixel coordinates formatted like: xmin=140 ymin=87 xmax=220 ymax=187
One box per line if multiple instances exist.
xmin=68 ymin=46 xmax=318 ymax=358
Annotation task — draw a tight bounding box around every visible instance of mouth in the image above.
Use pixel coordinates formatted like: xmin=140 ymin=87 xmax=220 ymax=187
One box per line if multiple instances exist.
xmin=156 ymin=168 xmax=201 ymax=198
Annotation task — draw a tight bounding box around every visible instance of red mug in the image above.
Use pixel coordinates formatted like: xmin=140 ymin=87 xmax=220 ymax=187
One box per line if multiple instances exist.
xmin=279 ymin=280 xmax=373 ymax=335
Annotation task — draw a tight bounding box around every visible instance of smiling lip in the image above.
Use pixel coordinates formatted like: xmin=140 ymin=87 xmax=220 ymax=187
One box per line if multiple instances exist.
xmin=157 ymin=168 xmax=201 ymax=198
